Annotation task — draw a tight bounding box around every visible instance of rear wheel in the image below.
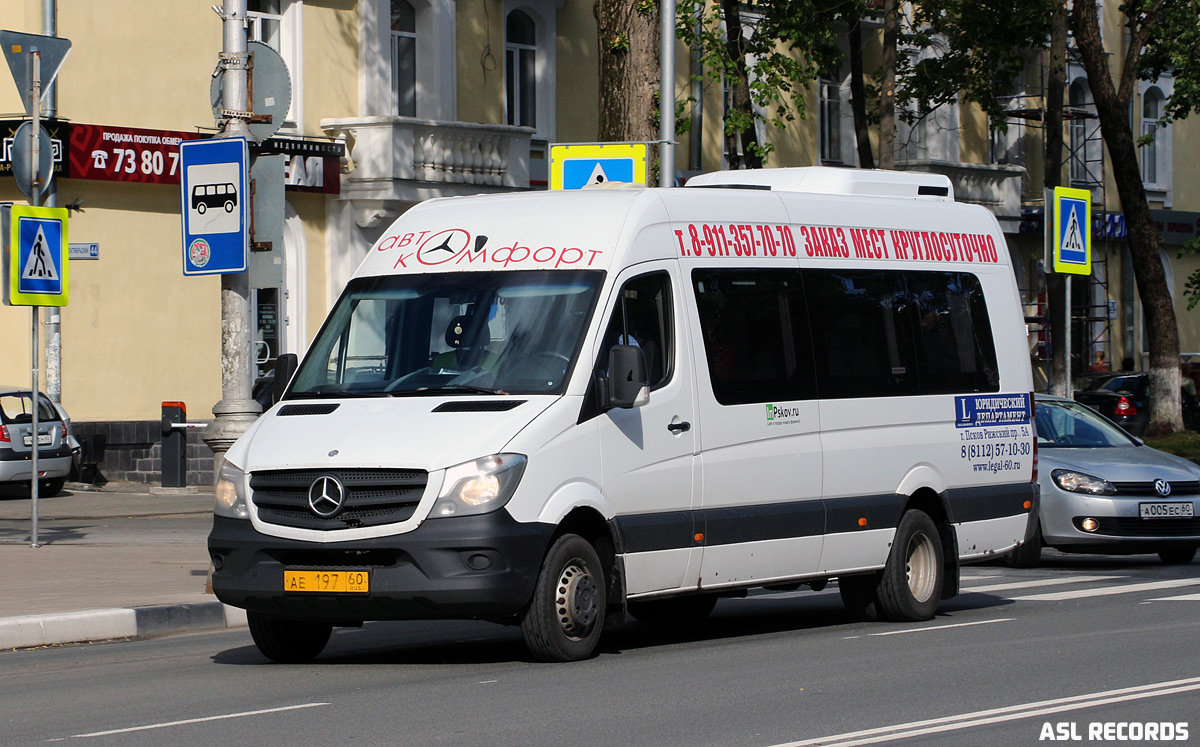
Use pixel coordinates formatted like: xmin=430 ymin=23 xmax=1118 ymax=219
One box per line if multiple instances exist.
xmin=1158 ymin=547 xmax=1197 ymax=565
xmin=875 ymin=510 xmax=944 ymax=621
xmin=840 ymin=510 xmax=944 ymax=622
xmin=521 ymin=534 xmax=606 ymax=662
xmin=627 ymin=594 xmax=718 ymax=624
xmin=1005 ymin=522 xmax=1043 ymax=568
xmin=247 ymin=612 xmax=332 ymax=663
xmin=37 ymin=478 xmax=65 ymax=498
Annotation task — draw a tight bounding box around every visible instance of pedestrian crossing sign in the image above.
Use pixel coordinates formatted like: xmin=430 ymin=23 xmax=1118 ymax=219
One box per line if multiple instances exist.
xmin=549 ymin=142 xmax=650 ymax=190
xmin=1053 ymin=186 xmax=1091 ymax=275
xmin=3 ymin=205 xmax=69 ymax=306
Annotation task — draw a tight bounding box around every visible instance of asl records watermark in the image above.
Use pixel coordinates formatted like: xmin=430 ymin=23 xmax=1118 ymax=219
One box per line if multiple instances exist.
xmin=1040 ymin=722 xmax=1189 ymax=742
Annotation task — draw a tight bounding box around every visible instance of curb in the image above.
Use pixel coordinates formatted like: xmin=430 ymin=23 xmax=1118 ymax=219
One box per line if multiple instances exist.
xmin=0 ymin=602 xmax=247 ymax=651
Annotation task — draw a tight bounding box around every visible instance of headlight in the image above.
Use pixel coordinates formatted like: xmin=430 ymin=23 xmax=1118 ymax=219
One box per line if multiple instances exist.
xmin=1051 ymin=468 xmax=1116 ymax=495
xmin=430 ymin=454 xmax=527 ymax=518
xmin=214 ymin=460 xmax=250 ymax=519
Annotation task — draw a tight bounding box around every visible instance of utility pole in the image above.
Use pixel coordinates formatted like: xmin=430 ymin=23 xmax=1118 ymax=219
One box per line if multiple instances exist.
xmin=42 ymin=0 xmax=60 ymax=406
xmin=659 ymin=0 xmax=675 ymax=187
xmin=202 ymin=0 xmax=261 ymax=476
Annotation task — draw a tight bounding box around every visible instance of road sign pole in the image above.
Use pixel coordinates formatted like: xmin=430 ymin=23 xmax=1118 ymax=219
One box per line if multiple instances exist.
xmin=659 ymin=0 xmax=675 ymax=188
xmin=29 ymin=48 xmax=42 ymax=548
xmin=30 ymin=306 xmax=39 ymax=548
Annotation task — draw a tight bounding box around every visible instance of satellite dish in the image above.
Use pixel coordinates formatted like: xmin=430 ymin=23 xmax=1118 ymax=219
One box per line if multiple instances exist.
xmin=210 ymin=41 xmax=292 ymax=142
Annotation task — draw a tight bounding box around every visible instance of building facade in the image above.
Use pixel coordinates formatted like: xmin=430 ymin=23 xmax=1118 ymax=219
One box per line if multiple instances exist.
xmin=0 ymin=0 xmax=1196 ymax=483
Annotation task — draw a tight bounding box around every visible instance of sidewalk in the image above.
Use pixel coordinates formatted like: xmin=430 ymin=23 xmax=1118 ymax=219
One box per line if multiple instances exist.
xmin=0 ymin=480 xmax=246 ymax=651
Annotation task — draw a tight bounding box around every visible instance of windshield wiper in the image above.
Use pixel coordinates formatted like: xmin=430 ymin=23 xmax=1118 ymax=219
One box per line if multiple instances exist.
xmin=387 ymin=384 xmax=510 ymax=396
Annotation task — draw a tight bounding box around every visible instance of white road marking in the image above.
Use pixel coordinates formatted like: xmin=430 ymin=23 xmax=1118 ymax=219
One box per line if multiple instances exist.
xmin=1010 ymin=577 xmax=1200 ymax=601
xmin=71 ymin=703 xmax=330 ymax=738
xmin=961 ymin=575 xmax=1124 ymax=594
xmin=1146 ymin=592 xmax=1200 ymax=602
xmin=768 ymin=676 xmax=1200 ymax=747
xmin=867 ymin=618 xmax=1014 ymax=637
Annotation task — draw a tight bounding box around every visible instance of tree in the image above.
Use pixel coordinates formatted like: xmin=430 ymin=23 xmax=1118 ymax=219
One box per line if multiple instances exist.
xmin=596 ymin=0 xmax=660 ymax=142
xmin=677 ymin=0 xmax=845 ymax=168
xmin=1070 ymin=0 xmax=1200 ymax=434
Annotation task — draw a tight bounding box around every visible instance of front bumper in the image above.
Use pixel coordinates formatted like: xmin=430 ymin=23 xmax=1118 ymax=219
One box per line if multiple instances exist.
xmin=208 ymin=511 xmax=555 ymax=623
xmin=1040 ymin=491 xmax=1200 ymax=553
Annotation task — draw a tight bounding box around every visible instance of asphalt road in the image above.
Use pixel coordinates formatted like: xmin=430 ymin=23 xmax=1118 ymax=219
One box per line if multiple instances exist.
xmin=2 ymin=553 xmax=1197 ymax=747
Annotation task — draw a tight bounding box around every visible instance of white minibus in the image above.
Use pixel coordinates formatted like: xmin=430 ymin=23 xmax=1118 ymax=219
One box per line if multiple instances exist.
xmin=209 ymin=167 xmax=1038 ymax=662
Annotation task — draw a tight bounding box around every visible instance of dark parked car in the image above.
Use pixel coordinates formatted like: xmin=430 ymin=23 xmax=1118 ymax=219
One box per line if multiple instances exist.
xmin=1072 ymin=371 xmax=1200 ymax=436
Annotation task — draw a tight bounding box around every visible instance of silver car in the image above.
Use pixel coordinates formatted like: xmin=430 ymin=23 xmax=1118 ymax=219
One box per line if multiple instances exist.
xmin=0 ymin=387 xmax=75 ymax=497
xmin=1009 ymin=395 xmax=1200 ymax=567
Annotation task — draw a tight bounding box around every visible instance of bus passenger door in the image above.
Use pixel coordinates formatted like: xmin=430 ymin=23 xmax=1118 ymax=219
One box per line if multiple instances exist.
xmin=686 ymin=266 xmax=825 ymax=590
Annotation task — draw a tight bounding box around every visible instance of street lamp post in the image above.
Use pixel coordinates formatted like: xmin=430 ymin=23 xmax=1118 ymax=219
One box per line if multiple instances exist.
xmin=202 ymin=0 xmax=261 ymax=477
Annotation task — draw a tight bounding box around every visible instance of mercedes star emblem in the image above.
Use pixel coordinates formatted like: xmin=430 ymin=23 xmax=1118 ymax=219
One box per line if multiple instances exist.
xmin=308 ymin=475 xmax=347 ymax=518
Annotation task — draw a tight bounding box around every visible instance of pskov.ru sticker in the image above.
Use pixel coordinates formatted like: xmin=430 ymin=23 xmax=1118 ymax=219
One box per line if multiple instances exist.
xmin=765 ymin=403 xmax=802 ymax=426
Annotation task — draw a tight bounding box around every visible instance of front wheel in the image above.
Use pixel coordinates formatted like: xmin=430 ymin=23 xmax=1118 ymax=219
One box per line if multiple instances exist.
xmin=247 ymin=612 xmax=332 ymax=663
xmin=521 ymin=534 xmax=606 ymax=662
xmin=1158 ymin=547 xmax=1197 ymax=565
xmin=1005 ymin=522 xmax=1043 ymax=568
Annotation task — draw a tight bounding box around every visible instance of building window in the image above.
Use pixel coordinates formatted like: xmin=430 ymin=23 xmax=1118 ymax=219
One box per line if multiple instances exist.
xmin=247 ymin=0 xmax=282 ymax=49
xmin=391 ymin=0 xmax=417 ymax=117
xmin=1141 ymin=87 xmax=1163 ymax=186
xmin=505 ymin=10 xmax=537 ymax=128
xmin=819 ymin=80 xmax=843 ymax=164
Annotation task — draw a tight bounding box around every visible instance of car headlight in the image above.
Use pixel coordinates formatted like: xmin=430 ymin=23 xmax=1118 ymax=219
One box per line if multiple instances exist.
xmin=430 ymin=454 xmax=527 ymax=518
xmin=214 ymin=460 xmax=250 ymax=519
xmin=1051 ymin=468 xmax=1116 ymax=495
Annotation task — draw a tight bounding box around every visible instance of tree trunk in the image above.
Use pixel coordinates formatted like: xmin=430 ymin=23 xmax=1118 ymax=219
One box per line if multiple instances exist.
xmin=720 ymin=0 xmax=762 ymax=169
xmin=1044 ymin=0 xmax=1068 ymax=397
xmin=596 ymin=0 xmax=660 ymax=143
xmin=1071 ymin=0 xmax=1182 ymax=434
xmin=848 ymin=11 xmax=875 ymax=169
xmin=877 ymin=0 xmax=898 ymax=169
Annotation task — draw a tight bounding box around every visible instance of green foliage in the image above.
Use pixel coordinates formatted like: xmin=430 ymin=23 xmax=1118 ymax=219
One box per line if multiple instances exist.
xmin=608 ymin=31 xmax=630 ymax=52
xmin=1138 ymin=0 xmax=1200 ymax=122
xmin=901 ymin=0 xmax=1052 ymax=124
xmin=676 ymin=0 xmax=857 ymax=165
xmin=635 ymin=0 xmax=656 ymax=16
xmin=1180 ymin=236 xmax=1200 ymax=311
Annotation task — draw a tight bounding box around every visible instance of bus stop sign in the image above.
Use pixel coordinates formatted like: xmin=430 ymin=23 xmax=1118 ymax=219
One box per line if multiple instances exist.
xmin=179 ymin=137 xmax=249 ymax=275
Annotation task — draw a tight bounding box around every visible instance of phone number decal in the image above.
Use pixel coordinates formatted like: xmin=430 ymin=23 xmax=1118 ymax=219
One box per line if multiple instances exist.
xmin=675 ymin=223 xmax=798 ymax=257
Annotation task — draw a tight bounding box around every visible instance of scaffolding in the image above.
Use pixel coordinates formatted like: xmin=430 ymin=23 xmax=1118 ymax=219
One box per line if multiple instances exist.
xmin=996 ymin=45 xmax=1117 ymax=377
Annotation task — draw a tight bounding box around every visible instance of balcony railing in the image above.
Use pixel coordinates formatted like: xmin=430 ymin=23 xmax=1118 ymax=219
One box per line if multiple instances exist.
xmin=320 ymin=116 xmax=534 ymax=191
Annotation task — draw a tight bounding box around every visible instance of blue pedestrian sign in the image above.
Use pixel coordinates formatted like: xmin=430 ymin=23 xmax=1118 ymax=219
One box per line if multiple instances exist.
xmin=1053 ymin=186 xmax=1091 ymax=275
xmin=549 ymin=142 xmax=650 ymax=190
xmin=3 ymin=205 xmax=69 ymax=307
xmin=179 ymin=137 xmax=248 ymax=275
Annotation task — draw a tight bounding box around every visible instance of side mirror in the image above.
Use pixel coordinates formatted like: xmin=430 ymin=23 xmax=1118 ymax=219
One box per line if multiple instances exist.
xmin=607 ymin=345 xmax=649 ymax=409
xmin=274 ymin=353 xmax=299 ymax=404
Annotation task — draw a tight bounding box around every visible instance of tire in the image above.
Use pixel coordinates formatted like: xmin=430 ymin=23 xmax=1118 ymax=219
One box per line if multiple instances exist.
xmin=838 ymin=573 xmax=882 ymax=622
xmin=627 ymin=594 xmax=717 ymax=624
xmin=1158 ymin=547 xmax=1197 ymax=565
xmin=224 ymin=200 xmax=235 ymax=213
xmin=196 ymin=202 xmax=207 ymax=215
xmin=875 ymin=510 xmax=944 ymax=622
xmin=247 ymin=612 xmax=332 ymax=663
xmin=1005 ymin=522 xmax=1043 ymax=568
xmin=520 ymin=534 xmax=606 ymax=662
xmin=37 ymin=478 xmax=65 ymax=498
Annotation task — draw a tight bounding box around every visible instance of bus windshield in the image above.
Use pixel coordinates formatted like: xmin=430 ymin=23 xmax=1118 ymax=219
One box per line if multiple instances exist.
xmin=289 ymin=270 xmax=605 ymax=398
